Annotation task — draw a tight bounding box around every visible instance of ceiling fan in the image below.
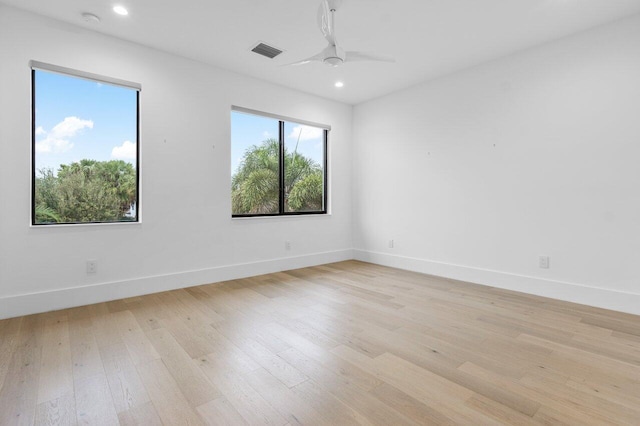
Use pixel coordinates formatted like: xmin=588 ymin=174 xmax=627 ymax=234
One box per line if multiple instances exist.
xmin=286 ymin=0 xmax=395 ymax=67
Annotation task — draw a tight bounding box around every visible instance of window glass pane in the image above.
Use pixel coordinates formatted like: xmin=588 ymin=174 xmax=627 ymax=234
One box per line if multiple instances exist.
xmin=284 ymin=122 xmax=325 ymax=213
xmin=231 ymin=111 xmax=280 ymax=215
xmin=33 ymin=69 xmax=139 ymax=225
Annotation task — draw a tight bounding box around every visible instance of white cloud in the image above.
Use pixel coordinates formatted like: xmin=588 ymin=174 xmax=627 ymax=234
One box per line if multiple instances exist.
xmin=35 ymin=116 xmax=94 ymax=154
xmin=288 ymin=125 xmax=323 ymax=142
xmin=36 ymin=138 xmax=74 ymax=153
xmin=262 ymin=131 xmax=271 ymax=139
xmin=111 ymin=140 xmax=136 ymax=160
xmin=50 ymin=116 xmax=94 ymax=139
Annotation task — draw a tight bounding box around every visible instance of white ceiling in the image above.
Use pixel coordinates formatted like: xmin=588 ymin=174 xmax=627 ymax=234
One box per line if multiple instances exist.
xmin=3 ymin=0 xmax=640 ymax=104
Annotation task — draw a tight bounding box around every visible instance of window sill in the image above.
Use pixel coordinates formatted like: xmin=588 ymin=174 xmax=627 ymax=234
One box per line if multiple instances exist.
xmin=232 ymin=213 xmax=331 ymax=221
xmin=30 ymin=220 xmax=142 ymax=229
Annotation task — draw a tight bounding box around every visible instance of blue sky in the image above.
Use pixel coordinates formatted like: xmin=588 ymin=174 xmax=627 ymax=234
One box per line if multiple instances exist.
xmin=231 ymin=111 xmax=325 ymax=175
xmin=34 ymin=70 xmax=137 ymax=174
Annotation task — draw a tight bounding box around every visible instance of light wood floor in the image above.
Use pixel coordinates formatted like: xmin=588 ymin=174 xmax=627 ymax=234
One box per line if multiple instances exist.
xmin=1 ymin=261 xmax=639 ymax=425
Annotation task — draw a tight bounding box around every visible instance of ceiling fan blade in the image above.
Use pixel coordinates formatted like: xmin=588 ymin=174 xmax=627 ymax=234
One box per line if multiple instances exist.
xmin=281 ymin=51 xmax=325 ymax=66
xmin=317 ymin=0 xmax=337 ymax=46
xmin=345 ymin=51 xmax=395 ymax=63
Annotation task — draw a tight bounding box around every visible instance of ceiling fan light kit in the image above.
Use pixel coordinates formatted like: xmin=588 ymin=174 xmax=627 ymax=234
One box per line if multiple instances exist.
xmin=286 ymin=0 xmax=395 ymax=67
xmin=324 ymin=57 xmax=343 ymax=66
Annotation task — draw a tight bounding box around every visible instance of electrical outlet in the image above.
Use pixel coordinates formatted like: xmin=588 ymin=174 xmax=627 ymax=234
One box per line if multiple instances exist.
xmin=86 ymin=260 xmax=97 ymax=274
xmin=285 ymin=240 xmax=291 ymax=251
xmin=388 ymin=239 xmax=394 ymax=249
xmin=539 ymin=256 xmax=550 ymax=269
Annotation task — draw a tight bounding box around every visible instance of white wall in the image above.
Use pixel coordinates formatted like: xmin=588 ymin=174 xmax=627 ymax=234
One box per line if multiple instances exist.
xmin=0 ymin=6 xmax=353 ymax=319
xmin=2 ymin=6 xmax=639 ymax=319
xmin=353 ymin=14 xmax=640 ymax=315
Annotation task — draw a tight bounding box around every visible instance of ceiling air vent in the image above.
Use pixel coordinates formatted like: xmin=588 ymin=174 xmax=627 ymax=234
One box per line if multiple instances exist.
xmin=251 ymin=42 xmax=283 ymax=59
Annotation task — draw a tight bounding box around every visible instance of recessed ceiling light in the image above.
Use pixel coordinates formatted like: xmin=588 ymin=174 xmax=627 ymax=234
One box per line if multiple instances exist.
xmin=113 ymin=5 xmax=129 ymax=16
xmin=335 ymin=81 xmax=344 ymax=88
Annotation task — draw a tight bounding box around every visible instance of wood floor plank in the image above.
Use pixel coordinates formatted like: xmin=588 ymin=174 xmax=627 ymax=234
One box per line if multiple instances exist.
xmin=0 ymin=316 xmax=43 ymax=425
xmin=341 ymin=329 xmax=543 ymax=415
xmin=136 ymin=359 xmax=204 ymax=425
xmin=145 ymin=327 xmax=221 ymax=407
xmin=533 ymin=405 xmax=603 ymax=426
xmin=458 ymin=361 xmax=625 ymax=425
xmin=38 ymin=315 xmax=74 ymax=404
xmin=113 ymin=311 xmax=161 ymax=366
xmin=196 ymin=397 xmax=249 ymax=426
xmin=290 ymin=379 xmax=367 ymax=426
xmin=261 ymin=321 xmax=328 ymax=360
xmin=68 ymin=315 xmax=103 ymax=382
xmin=196 ymin=355 xmax=288 ymax=426
xmin=242 ymin=367 xmax=326 ymax=425
xmin=277 ymin=347 xmax=415 ymax=426
xmin=212 ymin=316 xmax=292 ymax=355
xmin=369 ymin=382 xmax=456 ymax=425
xmin=99 ymin=342 xmax=151 ymax=413
xmin=516 ymin=333 xmax=640 ymax=381
xmin=35 ymin=393 xmax=77 ymax=426
xmin=160 ymin=317 xmax=220 ymax=359
xmin=579 ymin=313 xmax=640 ymax=337
xmin=74 ymin=373 xmax=119 ymax=426
xmin=0 ymin=317 xmax=22 ymax=391
xmin=464 ymin=394 xmax=539 ymax=425
xmin=194 ymin=325 xmax=263 ymax=374
xmin=367 ymin=352 xmax=504 ymax=424
xmin=117 ymin=401 xmax=163 ymax=426
xmin=332 ymin=341 xmax=529 ymax=425
xmin=232 ymin=337 xmax=308 ymax=388
xmin=564 ymin=377 xmax=640 ymax=411
xmin=170 ymin=288 xmax=226 ymax=324
xmin=274 ymin=316 xmax=341 ymax=350
xmin=520 ymin=373 xmax=640 ymax=425
xmin=125 ymin=297 xmax=165 ymax=333
xmin=1 ymin=261 xmax=639 ymax=425
xmin=90 ymin=310 xmax=123 ymax=349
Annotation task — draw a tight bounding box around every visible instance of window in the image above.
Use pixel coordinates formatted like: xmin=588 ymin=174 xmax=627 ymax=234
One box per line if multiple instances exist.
xmin=31 ymin=62 xmax=140 ymax=225
xmin=231 ymin=107 xmax=328 ymax=217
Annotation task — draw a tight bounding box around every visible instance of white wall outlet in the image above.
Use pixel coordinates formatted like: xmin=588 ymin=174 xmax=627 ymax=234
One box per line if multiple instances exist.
xmin=285 ymin=240 xmax=291 ymax=251
xmin=86 ymin=260 xmax=97 ymax=274
xmin=539 ymin=256 xmax=550 ymax=269
xmin=389 ymin=239 xmax=394 ymax=249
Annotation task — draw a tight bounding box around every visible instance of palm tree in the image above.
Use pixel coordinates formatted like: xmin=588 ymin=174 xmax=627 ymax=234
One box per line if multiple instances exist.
xmin=232 ymin=139 xmax=324 ymax=214
xmin=34 ymin=204 xmax=62 ymax=223
xmin=232 ymin=139 xmax=280 ymax=214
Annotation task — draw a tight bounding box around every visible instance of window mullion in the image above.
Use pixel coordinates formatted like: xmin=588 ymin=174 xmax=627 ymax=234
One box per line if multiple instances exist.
xmin=279 ymin=120 xmax=285 ymax=214
xmin=323 ymin=129 xmax=328 ymax=212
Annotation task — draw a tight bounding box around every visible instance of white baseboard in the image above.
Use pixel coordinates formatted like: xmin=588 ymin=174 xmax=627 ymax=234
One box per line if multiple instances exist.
xmin=0 ymin=249 xmax=354 ymax=320
xmin=3 ymin=248 xmax=637 ymax=320
xmin=354 ymin=250 xmax=640 ymax=316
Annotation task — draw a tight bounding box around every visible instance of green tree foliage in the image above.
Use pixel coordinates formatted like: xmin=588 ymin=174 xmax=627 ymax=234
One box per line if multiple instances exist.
xmin=34 ymin=159 xmax=137 ymax=224
xmin=288 ymin=172 xmax=323 ymax=211
xmin=232 ymin=139 xmax=280 ymax=214
xmin=232 ymin=139 xmax=324 ymax=214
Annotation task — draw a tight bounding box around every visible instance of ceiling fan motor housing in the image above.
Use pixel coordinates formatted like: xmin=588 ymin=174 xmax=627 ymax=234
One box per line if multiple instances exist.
xmin=322 ymin=44 xmax=345 ymax=66
xmin=324 ymin=56 xmax=343 ymax=66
